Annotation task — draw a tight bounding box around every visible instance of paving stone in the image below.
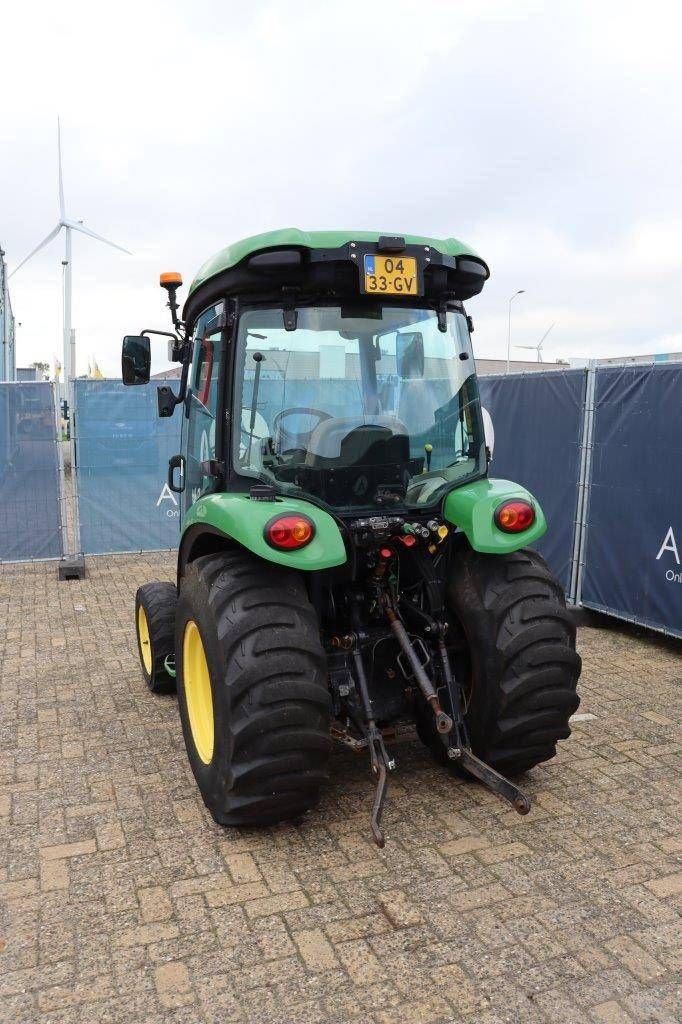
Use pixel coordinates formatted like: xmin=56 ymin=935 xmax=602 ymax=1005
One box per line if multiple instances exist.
xmin=138 ymin=885 xmax=173 ymax=923
xmin=1 ymin=554 xmax=680 ymax=1024
xmin=154 ymin=960 xmax=193 ymax=1009
xmin=604 ymin=934 xmax=667 ymax=983
xmin=591 ymin=1000 xmax=635 ymax=1023
xmin=293 ymin=928 xmax=340 ymax=972
xmin=376 ymin=888 xmax=424 ymax=928
xmin=438 ymin=835 xmax=489 ymax=857
xmin=644 ymin=871 xmax=682 ymax=898
xmin=40 ymin=840 xmax=97 ymax=861
xmin=40 ymin=858 xmax=69 ymax=892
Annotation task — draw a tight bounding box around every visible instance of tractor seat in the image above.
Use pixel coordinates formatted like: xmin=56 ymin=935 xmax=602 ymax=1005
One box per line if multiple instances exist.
xmin=305 ymin=415 xmax=408 ymax=466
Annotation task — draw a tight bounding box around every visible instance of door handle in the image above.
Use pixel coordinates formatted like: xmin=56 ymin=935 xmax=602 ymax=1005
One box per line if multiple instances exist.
xmin=168 ymin=454 xmax=185 ymax=493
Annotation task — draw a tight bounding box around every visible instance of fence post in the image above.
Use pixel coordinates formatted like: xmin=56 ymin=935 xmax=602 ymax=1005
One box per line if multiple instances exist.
xmin=58 ymin=355 xmax=85 ymax=579
xmin=570 ymin=362 xmax=597 ymax=607
xmin=53 ymin=381 xmax=69 ymax=558
xmin=69 ymin=350 xmax=82 ymax=556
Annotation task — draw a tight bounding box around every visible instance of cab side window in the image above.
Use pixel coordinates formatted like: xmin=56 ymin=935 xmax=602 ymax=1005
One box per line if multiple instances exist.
xmin=183 ymin=303 xmax=224 ymax=510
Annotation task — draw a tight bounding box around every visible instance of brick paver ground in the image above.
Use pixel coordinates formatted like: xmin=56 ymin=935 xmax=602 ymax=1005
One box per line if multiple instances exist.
xmin=1 ymin=553 xmax=680 ymax=1024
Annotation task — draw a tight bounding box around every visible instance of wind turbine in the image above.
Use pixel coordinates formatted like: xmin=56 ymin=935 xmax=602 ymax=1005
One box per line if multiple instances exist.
xmin=516 ymin=323 xmax=556 ymax=364
xmin=10 ymin=119 xmax=131 ymax=380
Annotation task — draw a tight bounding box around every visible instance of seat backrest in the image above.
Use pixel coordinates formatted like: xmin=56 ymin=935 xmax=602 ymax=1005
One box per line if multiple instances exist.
xmin=305 ymin=414 xmax=408 ymax=464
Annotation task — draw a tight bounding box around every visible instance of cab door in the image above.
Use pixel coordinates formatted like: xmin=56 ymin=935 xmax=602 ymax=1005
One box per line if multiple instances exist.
xmin=182 ymin=302 xmax=225 ymax=518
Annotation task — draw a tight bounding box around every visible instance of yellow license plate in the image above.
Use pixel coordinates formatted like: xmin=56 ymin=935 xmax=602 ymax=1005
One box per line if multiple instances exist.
xmin=363 ymin=254 xmax=419 ymax=295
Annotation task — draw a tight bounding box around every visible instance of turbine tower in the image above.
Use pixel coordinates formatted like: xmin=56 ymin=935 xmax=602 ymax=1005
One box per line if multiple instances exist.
xmin=516 ymin=323 xmax=555 ymax=364
xmin=10 ymin=119 xmax=131 ymax=380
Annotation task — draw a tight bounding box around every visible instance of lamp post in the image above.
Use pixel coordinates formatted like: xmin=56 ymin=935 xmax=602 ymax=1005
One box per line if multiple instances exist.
xmin=506 ymin=289 xmax=525 ymax=374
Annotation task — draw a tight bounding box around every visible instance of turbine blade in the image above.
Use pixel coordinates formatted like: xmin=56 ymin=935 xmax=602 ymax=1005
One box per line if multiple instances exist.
xmin=9 ymin=225 xmax=62 ymax=277
xmin=67 ymin=219 xmax=132 ymax=255
xmin=515 ymin=345 xmax=538 ymax=350
xmin=537 ymin=323 xmax=555 ymax=348
xmin=57 ymin=117 xmax=65 ymax=218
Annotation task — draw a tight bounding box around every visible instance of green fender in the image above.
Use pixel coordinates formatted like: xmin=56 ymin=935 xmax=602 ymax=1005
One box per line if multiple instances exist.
xmin=443 ymin=478 xmax=547 ymax=554
xmin=182 ymin=493 xmax=347 ymax=570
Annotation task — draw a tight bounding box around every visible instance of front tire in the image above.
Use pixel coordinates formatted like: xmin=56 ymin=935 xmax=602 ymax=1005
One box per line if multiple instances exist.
xmin=175 ymin=550 xmax=331 ymax=826
xmin=135 ymin=582 xmax=177 ymax=693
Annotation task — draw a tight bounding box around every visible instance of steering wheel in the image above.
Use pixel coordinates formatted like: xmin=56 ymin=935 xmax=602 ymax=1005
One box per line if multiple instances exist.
xmin=272 ymin=407 xmax=332 ymax=452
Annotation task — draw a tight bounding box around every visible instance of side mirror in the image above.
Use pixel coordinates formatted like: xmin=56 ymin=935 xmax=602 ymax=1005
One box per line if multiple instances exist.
xmin=122 ymin=335 xmax=151 ymax=385
xmin=396 ymin=332 xmax=425 ymax=379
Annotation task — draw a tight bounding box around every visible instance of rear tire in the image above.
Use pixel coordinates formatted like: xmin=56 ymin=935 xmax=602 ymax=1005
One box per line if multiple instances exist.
xmin=175 ymin=550 xmax=331 ymax=826
xmin=135 ymin=582 xmax=177 ymax=693
xmin=419 ymin=548 xmax=581 ymax=776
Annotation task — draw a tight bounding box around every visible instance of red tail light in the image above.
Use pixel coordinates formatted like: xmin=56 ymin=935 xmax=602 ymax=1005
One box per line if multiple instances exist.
xmin=494 ymin=499 xmax=535 ymax=533
xmin=264 ymin=514 xmax=315 ymax=550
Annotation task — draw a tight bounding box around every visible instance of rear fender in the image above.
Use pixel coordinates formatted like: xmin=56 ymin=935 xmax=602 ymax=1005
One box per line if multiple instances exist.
xmin=180 ymin=493 xmax=347 ymax=572
xmin=443 ymin=478 xmax=547 ymax=554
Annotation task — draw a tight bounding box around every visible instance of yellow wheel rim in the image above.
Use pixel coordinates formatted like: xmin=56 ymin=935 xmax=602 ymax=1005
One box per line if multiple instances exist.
xmin=182 ymin=620 xmax=215 ymax=765
xmin=138 ymin=605 xmax=152 ymax=675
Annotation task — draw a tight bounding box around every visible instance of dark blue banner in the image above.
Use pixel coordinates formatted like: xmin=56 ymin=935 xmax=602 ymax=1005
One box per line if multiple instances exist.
xmin=477 ymin=370 xmax=586 ymax=592
xmin=74 ymin=380 xmax=181 ymax=554
xmin=0 ymin=382 xmax=64 ymax=560
xmin=580 ymin=364 xmax=682 ymax=637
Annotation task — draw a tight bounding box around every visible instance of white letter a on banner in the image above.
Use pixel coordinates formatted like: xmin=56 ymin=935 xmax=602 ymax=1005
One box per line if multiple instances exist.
xmin=656 ymin=526 xmax=680 ymax=564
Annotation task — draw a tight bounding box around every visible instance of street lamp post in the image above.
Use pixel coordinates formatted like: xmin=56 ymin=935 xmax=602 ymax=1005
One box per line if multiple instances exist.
xmin=506 ymin=289 xmax=525 ymax=374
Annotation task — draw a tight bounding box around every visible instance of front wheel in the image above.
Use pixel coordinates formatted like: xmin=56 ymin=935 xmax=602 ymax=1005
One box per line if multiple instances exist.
xmin=135 ymin=582 xmax=177 ymax=693
xmin=175 ymin=550 xmax=331 ymax=826
xmin=419 ymin=548 xmax=581 ymax=776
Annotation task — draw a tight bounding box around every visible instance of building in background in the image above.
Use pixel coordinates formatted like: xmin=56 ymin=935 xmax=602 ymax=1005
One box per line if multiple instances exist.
xmin=0 ymin=245 xmax=16 ymax=381
xmin=593 ymin=352 xmax=675 ymax=368
xmin=476 ymin=357 xmax=569 ymax=375
xmin=16 ymin=367 xmax=41 ymax=382
xmin=571 ymin=351 xmax=682 ymax=368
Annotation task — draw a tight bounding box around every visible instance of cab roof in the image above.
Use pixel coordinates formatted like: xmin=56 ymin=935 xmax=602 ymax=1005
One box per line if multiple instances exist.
xmin=188 ymin=228 xmax=484 ymax=297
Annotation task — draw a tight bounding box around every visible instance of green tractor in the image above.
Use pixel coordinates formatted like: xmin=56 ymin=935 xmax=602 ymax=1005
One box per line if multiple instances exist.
xmin=123 ymin=229 xmax=580 ymax=846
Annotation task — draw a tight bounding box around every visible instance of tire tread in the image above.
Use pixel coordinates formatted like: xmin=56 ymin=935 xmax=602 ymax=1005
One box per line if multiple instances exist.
xmin=177 ymin=551 xmax=330 ymax=826
xmin=447 ymin=547 xmax=581 ymax=775
xmin=135 ymin=581 xmax=177 ymax=693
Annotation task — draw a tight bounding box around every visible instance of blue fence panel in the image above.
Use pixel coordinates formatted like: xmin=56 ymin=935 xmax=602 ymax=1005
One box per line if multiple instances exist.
xmin=580 ymin=364 xmax=682 ymax=637
xmin=0 ymin=382 xmax=64 ymax=560
xmin=75 ymin=380 xmax=181 ymax=554
xmin=477 ymin=370 xmax=586 ymax=592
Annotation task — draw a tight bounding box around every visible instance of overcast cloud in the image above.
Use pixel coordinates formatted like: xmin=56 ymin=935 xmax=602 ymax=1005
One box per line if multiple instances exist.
xmin=2 ymin=0 xmax=681 ymax=375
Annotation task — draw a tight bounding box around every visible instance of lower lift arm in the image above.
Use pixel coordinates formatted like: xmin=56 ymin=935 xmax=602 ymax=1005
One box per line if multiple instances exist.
xmin=364 ymin=600 xmax=529 ymax=847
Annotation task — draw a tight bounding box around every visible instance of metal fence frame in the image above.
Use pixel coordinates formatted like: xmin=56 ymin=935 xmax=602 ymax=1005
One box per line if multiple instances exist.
xmin=479 ymin=366 xmax=589 ymax=602
xmin=0 ymin=381 xmax=66 ymax=563
xmin=573 ymin=361 xmax=681 ymax=640
xmin=71 ymin=378 xmax=182 ymax=556
xmin=569 ymin=364 xmax=596 ymax=605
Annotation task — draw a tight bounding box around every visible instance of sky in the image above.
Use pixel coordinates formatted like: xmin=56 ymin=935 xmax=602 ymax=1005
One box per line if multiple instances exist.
xmin=2 ymin=0 xmax=681 ymax=376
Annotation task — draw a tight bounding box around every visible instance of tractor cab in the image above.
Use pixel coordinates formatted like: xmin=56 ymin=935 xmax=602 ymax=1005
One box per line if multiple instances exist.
xmin=124 ymin=229 xmax=490 ymax=521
